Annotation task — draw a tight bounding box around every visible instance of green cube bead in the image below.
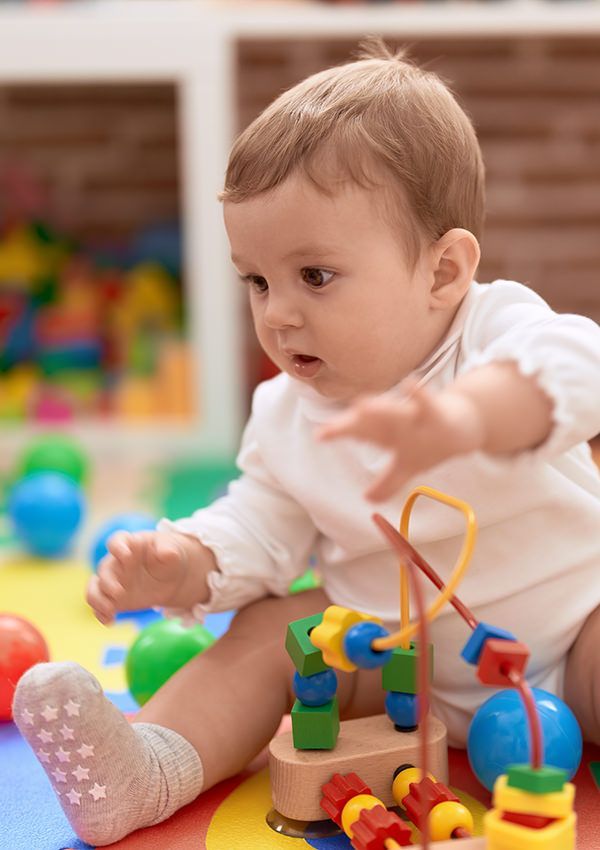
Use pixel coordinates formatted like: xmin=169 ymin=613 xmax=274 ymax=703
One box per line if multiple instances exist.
xmin=291 ymin=697 xmax=340 ymax=750
xmin=507 ymin=764 xmax=568 ymax=794
xmin=285 ymin=612 xmax=327 ymax=676
xmin=381 ymin=642 xmax=434 ymax=694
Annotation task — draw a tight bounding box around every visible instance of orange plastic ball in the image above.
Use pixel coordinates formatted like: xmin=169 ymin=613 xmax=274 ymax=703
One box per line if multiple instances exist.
xmin=0 ymin=614 xmax=50 ymax=721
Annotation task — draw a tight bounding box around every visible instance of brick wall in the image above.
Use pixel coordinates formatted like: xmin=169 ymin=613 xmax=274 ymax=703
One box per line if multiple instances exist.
xmin=0 ymin=83 xmax=180 ymax=243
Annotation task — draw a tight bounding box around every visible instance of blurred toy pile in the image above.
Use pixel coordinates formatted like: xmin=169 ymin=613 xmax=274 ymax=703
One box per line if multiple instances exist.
xmin=0 ymin=220 xmax=194 ymax=424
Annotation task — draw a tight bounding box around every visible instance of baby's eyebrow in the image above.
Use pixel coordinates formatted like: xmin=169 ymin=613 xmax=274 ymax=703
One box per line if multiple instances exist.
xmin=282 ymin=245 xmax=337 ymax=260
xmin=231 ymin=246 xmax=339 ymax=267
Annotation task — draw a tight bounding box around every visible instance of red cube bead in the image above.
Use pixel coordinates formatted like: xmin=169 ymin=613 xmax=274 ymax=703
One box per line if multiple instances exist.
xmin=477 ymin=638 xmax=530 ymax=687
xmin=351 ymin=805 xmax=413 ymax=850
xmin=320 ymin=772 xmax=371 ymax=826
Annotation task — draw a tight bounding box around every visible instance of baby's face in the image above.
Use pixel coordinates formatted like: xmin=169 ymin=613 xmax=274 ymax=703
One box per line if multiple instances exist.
xmin=224 ymin=174 xmax=439 ymax=403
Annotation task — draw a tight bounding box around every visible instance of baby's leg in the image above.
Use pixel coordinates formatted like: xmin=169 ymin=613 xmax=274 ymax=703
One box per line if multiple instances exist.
xmin=564 ymin=602 xmax=600 ymax=744
xmin=137 ymin=588 xmax=342 ymax=785
xmin=14 ymin=588 xmax=357 ymax=845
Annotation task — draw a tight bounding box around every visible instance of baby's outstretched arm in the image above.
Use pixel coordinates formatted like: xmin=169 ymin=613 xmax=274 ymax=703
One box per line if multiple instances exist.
xmin=318 ymin=361 xmax=553 ymax=501
xmin=87 ymin=530 xmax=217 ymax=624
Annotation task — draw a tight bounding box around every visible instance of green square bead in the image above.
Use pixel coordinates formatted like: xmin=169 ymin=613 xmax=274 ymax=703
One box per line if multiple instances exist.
xmin=507 ymin=764 xmax=568 ymax=794
xmin=291 ymin=697 xmax=340 ymax=750
xmin=285 ymin=612 xmax=328 ymax=676
xmin=381 ymin=642 xmax=434 ymax=694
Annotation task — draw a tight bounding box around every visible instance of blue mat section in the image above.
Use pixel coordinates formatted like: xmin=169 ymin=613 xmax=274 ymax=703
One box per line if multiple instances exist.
xmin=204 ymin=610 xmax=236 ymax=639
xmin=102 ymin=646 xmax=127 ymax=666
xmin=0 ymin=723 xmax=91 ymax=850
xmin=307 ymin=836 xmax=351 ymax=849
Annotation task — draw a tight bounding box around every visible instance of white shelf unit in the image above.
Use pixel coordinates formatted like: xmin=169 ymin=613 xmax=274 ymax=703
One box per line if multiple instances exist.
xmin=1 ymin=0 xmax=599 ymax=458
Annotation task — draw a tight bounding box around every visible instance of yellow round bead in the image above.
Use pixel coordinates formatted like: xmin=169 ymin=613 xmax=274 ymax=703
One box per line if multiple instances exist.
xmin=428 ymin=800 xmax=474 ymax=841
xmin=341 ymin=794 xmax=385 ymax=837
xmin=392 ymin=767 xmax=435 ymax=807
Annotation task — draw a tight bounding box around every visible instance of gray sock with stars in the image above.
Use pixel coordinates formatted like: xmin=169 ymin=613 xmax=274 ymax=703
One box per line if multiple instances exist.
xmin=13 ymin=661 xmax=204 ymax=847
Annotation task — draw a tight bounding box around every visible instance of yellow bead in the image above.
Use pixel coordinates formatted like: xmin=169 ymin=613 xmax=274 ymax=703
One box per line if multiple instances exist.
xmin=341 ymin=794 xmax=385 ymax=837
xmin=428 ymin=800 xmax=474 ymax=841
xmin=310 ymin=606 xmax=381 ymax=673
xmin=392 ymin=767 xmax=435 ymax=806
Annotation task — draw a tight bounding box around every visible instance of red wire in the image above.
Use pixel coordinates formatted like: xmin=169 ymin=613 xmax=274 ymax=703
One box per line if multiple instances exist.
xmin=372 ymin=514 xmax=431 ymax=849
xmin=506 ymin=666 xmax=543 ymax=769
xmin=376 ymin=522 xmax=479 ymax=631
xmin=411 ymin=545 xmax=431 ymax=850
xmin=372 ymin=513 xmax=544 ymax=793
xmin=452 ymin=827 xmax=472 ymax=839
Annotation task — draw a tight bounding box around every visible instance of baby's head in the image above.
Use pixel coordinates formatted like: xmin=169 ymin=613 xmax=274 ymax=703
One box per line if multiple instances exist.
xmin=222 ymin=40 xmax=484 ymax=402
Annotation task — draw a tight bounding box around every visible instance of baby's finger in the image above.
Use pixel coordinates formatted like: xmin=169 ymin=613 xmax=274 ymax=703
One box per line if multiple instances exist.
xmin=85 ymin=574 xmax=116 ymax=625
xmin=315 ymin=409 xmax=361 ymax=442
xmin=106 ymin=531 xmax=134 ymax=563
xmin=96 ymin=559 xmax=127 ymax=604
xmin=365 ymin=459 xmax=407 ymax=503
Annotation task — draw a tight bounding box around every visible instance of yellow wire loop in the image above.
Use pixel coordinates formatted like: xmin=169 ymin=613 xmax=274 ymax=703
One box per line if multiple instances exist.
xmin=372 ymin=485 xmax=477 ymax=651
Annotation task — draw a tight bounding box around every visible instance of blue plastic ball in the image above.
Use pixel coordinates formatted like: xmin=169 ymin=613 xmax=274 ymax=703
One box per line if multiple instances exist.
xmin=90 ymin=512 xmax=157 ymax=571
xmin=8 ymin=472 xmax=84 ymax=557
xmin=343 ymin=621 xmax=392 ymax=669
xmin=293 ymin=669 xmax=338 ymax=707
xmin=467 ymin=687 xmax=582 ymax=791
xmin=385 ymin=691 xmax=418 ymax=730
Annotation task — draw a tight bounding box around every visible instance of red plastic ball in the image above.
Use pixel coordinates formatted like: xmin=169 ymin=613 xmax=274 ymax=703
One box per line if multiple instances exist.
xmin=0 ymin=613 xmax=50 ymax=721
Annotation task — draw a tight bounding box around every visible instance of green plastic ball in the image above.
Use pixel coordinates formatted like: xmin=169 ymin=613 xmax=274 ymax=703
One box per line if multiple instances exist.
xmin=18 ymin=434 xmax=89 ymax=485
xmin=125 ymin=618 xmax=215 ymax=706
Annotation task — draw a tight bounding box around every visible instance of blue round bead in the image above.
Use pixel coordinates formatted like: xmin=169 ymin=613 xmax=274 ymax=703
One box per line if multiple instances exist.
xmin=293 ymin=669 xmax=338 ymax=707
xmin=385 ymin=691 xmax=418 ymax=730
xmin=343 ymin=621 xmax=392 ymax=669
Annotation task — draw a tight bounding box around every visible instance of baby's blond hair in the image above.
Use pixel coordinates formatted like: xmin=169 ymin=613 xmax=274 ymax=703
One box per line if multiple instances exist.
xmin=222 ymin=39 xmax=485 ymax=264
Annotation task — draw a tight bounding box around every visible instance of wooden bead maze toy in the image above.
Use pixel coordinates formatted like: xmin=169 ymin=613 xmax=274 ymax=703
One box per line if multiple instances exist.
xmin=269 ymin=486 xmax=580 ymax=849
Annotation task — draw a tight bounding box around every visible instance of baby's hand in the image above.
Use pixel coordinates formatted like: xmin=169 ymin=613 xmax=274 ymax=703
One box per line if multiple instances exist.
xmin=317 ymin=381 xmax=485 ymax=501
xmin=86 ymin=531 xmax=191 ymax=625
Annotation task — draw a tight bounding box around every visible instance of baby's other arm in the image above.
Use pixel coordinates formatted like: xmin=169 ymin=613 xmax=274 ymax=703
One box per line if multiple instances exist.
xmin=87 ymin=530 xmax=217 ymax=625
xmin=320 ymin=284 xmax=600 ymax=501
xmin=317 ymin=362 xmax=553 ymax=502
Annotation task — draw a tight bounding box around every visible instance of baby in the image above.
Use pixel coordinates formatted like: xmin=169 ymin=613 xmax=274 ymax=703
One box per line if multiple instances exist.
xmin=14 ymin=41 xmax=600 ymax=846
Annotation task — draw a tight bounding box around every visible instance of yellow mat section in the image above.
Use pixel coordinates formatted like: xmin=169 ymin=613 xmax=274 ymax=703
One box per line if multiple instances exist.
xmin=0 ymin=555 xmax=137 ymax=692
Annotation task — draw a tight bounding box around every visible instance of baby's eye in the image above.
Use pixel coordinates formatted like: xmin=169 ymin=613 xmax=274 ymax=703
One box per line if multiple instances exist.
xmin=301 ymin=267 xmax=334 ymax=289
xmin=242 ymin=274 xmax=268 ymax=294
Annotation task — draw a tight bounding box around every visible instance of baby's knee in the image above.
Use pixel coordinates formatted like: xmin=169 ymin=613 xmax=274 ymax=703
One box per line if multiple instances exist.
xmin=225 ymin=588 xmax=330 ymax=644
xmin=564 ymin=603 xmax=600 ymax=743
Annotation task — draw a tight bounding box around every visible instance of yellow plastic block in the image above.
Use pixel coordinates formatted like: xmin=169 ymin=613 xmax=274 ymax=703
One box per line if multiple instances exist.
xmin=493 ymin=775 xmax=575 ymax=818
xmin=310 ymin=605 xmax=381 ymax=672
xmin=484 ymin=808 xmax=576 ymax=850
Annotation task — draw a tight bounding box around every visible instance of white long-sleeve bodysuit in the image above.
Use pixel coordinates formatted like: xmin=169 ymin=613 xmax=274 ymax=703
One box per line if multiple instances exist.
xmin=161 ymin=281 xmax=600 ymax=744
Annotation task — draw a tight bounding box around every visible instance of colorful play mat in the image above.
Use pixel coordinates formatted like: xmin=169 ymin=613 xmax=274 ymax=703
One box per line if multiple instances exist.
xmin=0 ymin=552 xmax=598 ymax=850
xmin=2 ymin=446 xmax=600 ymax=850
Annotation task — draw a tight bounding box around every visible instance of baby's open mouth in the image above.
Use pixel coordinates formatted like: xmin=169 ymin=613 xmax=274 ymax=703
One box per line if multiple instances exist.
xmin=290 ymin=354 xmax=322 ymax=378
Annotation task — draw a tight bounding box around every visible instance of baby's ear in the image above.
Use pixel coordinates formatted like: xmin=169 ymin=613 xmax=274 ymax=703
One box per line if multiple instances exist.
xmin=429 ymin=228 xmax=480 ymax=309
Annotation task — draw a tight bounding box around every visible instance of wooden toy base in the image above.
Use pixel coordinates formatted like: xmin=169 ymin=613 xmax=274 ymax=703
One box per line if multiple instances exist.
xmin=269 ymin=712 xmax=447 ymax=821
